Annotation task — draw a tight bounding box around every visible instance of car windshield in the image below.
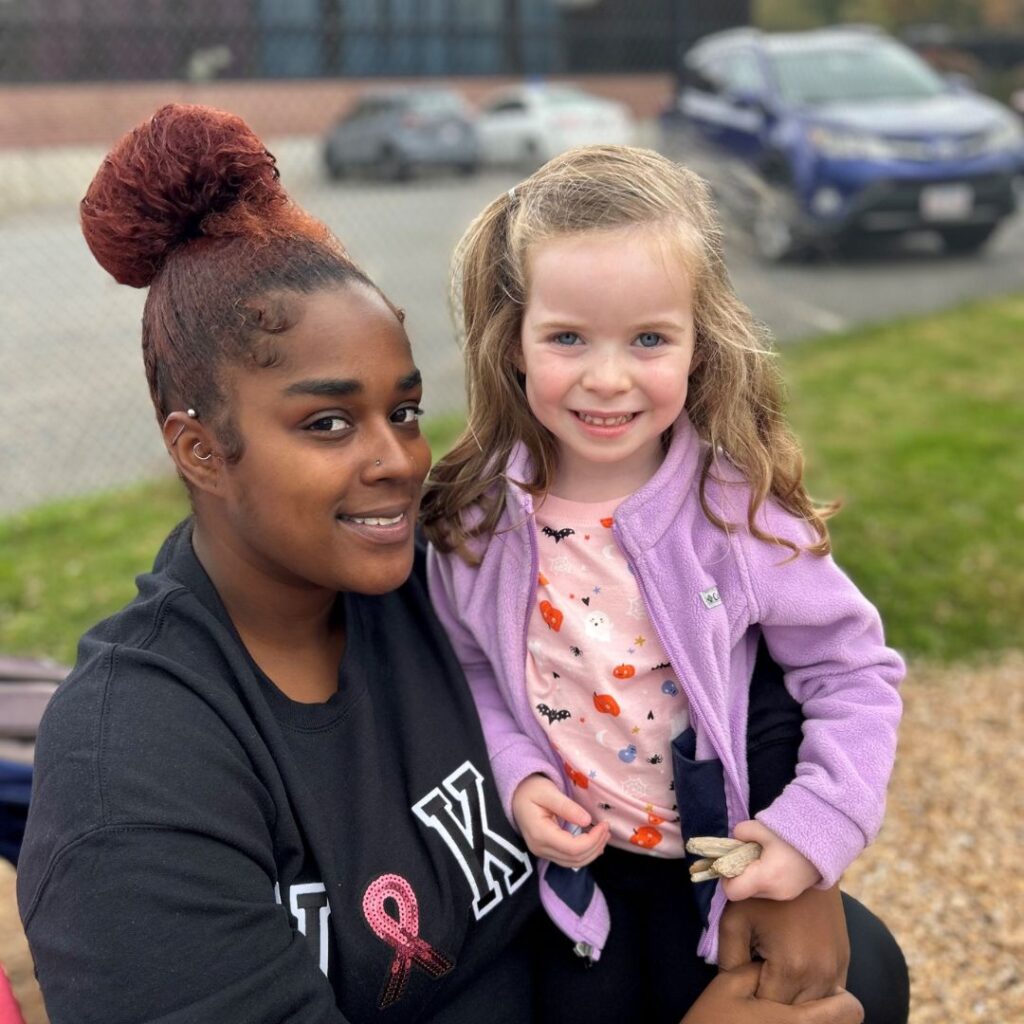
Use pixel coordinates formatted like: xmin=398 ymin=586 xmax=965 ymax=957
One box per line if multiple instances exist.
xmin=409 ymin=91 xmax=465 ymax=114
xmin=769 ymin=42 xmax=946 ymax=105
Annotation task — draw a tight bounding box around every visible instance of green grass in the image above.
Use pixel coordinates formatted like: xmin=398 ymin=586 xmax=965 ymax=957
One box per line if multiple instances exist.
xmin=782 ymin=294 xmax=1024 ymax=664
xmin=2 ymin=303 xmax=1021 ymax=667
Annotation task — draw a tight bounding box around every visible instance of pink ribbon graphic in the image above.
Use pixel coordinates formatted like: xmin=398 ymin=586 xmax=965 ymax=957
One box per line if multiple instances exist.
xmin=362 ymin=873 xmax=455 ymax=1008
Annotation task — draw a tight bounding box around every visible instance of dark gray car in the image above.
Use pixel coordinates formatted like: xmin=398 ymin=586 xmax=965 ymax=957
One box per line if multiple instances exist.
xmin=323 ymin=88 xmax=479 ymax=182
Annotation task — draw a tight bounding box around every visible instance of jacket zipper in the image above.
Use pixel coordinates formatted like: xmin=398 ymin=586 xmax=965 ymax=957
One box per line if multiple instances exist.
xmin=611 ymin=521 xmax=731 ymax=789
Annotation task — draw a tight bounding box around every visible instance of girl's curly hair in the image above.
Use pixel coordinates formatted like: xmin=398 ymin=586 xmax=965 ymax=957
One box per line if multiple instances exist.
xmin=420 ymin=145 xmax=836 ymax=562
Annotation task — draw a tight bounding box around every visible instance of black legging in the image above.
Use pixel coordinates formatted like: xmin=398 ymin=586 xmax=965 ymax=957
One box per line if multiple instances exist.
xmin=531 ymin=851 xmax=908 ymax=1024
xmin=531 ymin=635 xmax=910 ymax=1024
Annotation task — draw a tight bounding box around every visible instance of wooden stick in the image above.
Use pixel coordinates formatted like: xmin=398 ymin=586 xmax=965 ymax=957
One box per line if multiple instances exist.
xmin=690 ymin=869 xmax=720 ymax=883
xmin=712 ymin=842 xmax=762 ymax=878
xmin=685 ymin=836 xmax=745 ymax=858
xmin=687 ymin=837 xmax=763 ymax=883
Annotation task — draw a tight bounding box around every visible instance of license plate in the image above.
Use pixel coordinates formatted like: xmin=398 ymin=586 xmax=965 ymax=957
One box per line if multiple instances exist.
xmin=920 ymin=183 xmax=973 ymax=221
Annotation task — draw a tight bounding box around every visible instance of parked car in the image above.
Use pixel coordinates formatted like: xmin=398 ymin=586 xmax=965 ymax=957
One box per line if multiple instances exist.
xmin=476 ymin=83 xmax=635 ymax=166
xmin=323 ymin=88 xmax=479 ymax=182
xmin=674 ymin=26 xmax=1024 ymax=259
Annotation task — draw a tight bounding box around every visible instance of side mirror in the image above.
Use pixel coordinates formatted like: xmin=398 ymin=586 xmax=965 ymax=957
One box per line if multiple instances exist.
xmin=730 ymin=90 xmax=769 ymax=117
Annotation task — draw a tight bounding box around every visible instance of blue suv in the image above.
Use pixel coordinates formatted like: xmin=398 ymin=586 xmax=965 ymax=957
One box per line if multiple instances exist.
xmin=675 ymin=26 xmax=1024 ymax=259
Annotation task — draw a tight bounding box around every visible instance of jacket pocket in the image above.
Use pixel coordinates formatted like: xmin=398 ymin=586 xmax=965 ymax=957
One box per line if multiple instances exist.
xmin=672 ymin=726 xmax=728 ymax=926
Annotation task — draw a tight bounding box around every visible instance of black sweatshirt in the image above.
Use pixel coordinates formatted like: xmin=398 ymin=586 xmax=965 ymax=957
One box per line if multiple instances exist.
xmin=18 ymin=521 xmax=539 ymax=1024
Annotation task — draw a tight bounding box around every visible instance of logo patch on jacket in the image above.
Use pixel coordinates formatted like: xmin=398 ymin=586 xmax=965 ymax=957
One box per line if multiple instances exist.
xmin=700 ymin=587 xmax=722 ymax=609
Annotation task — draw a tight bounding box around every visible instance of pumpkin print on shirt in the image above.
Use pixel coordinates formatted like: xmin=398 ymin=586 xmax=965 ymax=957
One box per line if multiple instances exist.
xmin=526 ymin=493 xmax=689 ymax=857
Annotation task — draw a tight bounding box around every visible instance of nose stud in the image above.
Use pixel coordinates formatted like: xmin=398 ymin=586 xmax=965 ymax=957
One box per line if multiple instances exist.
xmin=374 ymin=458 xmax=383 ymax=467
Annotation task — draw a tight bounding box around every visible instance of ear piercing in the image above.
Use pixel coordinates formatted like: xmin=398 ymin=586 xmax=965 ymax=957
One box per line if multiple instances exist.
xmin=192 ymin=442 xmax=213 ymax=462
xmin=169 ymin=408 xmax=198 ymax=447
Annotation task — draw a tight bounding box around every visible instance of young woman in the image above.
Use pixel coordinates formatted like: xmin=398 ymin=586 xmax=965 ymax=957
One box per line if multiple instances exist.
xmin=18 ymin=105 xmax=867 ymax=1024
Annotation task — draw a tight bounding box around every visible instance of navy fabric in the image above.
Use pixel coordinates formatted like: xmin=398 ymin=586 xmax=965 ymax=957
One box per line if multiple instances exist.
xmin=545 ymin=861 xmax=596 ymax=917
xmin=0 ymin=759 xmax=32 ymax=865
xmin=672 ymin=726 xmax=728 ymax=925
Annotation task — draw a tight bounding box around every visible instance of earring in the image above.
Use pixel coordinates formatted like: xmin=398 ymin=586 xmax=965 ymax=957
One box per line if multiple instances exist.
xmin=192 ymin=441 xmax=213 ymax=462
xmin=169 ymin=408 xmax=198 ymax=447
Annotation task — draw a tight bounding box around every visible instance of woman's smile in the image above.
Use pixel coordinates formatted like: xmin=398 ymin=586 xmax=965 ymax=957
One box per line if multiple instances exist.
xmin=335 ymin=507 xmax=414 ymax=544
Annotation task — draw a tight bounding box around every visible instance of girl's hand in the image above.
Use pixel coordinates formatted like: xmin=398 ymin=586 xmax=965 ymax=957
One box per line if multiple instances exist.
xmin=722 ymin=820 xmax=821 ymax=902
xmin=511 ymin=775 xmax=609 ymax=869
xmin=681 ymin=963 xmax=863 ymax=1024
xmin=717 ymin=884 xmax=850 ymax=1004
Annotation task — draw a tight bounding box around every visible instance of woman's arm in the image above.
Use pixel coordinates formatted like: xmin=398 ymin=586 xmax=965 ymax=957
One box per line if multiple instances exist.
xmin=20 ymin=826 xmax=345 ymax=1024
xmin=17 ymin=654 xmax=347 ymax=1024
xmin=682 ymin=962 xmax=863 ymax=1024
xmin=716 ymin=635 xmax=851 ymax=1004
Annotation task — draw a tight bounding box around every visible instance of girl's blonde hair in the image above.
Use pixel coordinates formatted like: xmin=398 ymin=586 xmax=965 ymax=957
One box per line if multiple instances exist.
xmin=420 ymin=145 xmax=835 ymax=561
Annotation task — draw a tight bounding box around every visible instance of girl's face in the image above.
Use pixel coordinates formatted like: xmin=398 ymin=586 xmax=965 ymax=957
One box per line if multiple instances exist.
xmin=519 ymin=227 xmax=696 ymax=502
xmin=212 ymin=283 xmax=431 ymax=596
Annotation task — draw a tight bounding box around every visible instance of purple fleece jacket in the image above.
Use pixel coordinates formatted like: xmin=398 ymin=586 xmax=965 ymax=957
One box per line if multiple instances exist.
xmin=427 ymin=417 xmax=904 ymax=963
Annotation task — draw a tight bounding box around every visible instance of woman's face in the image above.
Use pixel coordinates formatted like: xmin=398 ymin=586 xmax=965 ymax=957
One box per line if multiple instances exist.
xmin=212 ymin=283 xmax=431 ymax=596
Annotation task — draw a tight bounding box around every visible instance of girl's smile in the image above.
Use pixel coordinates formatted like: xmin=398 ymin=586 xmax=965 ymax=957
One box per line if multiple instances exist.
xmin=571 ymin=408 xmax=639 ymax=438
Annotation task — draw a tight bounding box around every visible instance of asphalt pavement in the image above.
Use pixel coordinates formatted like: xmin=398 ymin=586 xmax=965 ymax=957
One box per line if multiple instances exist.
xmin=2 ymin=149 xmax=1023 ymax=514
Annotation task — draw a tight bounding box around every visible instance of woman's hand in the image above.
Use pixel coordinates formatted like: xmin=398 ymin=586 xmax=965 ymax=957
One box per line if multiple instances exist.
xmin=681 ymin=963 xmax=863 ymax=1024
xmin=718 ymin=884 xmax=851 ymax=1004
xmin=721 ymin=820 xmax=821 ymax=902
xmin=511 ymin=775 xmax=609 ymax=868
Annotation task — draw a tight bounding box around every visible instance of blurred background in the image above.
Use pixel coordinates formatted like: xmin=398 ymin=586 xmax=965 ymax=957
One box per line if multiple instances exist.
xmin=1 ymin=0 xmax=1023 ymax=512
xmin=1 ymin=3 xmax=1022 ymax=1023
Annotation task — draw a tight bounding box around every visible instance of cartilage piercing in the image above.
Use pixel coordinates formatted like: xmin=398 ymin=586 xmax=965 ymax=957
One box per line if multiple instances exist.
xmin=170 ymin=408 xmax=198 ymax=447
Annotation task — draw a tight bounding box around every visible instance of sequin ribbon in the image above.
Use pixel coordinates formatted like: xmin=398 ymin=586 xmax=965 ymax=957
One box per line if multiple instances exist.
xmin=362 ymin=873 xmax=454 ymax=1008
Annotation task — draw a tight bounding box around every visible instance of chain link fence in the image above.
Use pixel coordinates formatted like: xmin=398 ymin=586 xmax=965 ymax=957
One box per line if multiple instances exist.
xmin=0 ymin=0 xmax=750 ymax=515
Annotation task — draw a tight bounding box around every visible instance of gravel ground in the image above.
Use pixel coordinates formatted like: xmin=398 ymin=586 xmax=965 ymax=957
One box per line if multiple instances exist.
xmin=843 ymin=653 xmax=1023 ymax=1024
xmin=2 ymin=654 xmax=1020 ymax=1024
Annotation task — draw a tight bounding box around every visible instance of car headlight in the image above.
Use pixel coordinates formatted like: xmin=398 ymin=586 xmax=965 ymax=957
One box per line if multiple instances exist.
xmin=981 ymin=118 xmax=1024 ymax=154
xmin=808 ymin=125 xmax=895 ymax=160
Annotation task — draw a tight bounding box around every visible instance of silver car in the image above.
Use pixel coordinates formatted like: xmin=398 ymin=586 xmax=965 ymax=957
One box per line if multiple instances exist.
xmin=323 ymin=88 xmax=479 ymax=182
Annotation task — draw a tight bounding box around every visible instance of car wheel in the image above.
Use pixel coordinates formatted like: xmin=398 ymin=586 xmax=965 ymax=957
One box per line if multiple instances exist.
xmin=325 ymin=156 xmax=346 ymax=181
xmin=521 ymin=138 xmax=542 ymax=167
xmin=752 ymin=189 xmax=806 ymax=263
xmin=378 ymin=145 xmax=411 ymax=182
xmin=939 ymin=224 xmax=997 ymax=255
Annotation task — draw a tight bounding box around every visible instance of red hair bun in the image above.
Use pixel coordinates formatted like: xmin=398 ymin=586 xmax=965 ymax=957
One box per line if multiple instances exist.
xmin=81 ymin=104 xmax=286 ymax=288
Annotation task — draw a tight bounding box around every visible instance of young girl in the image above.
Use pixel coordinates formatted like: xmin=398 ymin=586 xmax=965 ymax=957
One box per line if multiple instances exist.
xmin=421 ymin=146 xmax=906 ymax=1021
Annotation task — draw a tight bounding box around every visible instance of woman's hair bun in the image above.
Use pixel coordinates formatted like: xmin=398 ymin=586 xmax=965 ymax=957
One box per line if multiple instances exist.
xmin=81 ymin=103 xmax=285 ymax=288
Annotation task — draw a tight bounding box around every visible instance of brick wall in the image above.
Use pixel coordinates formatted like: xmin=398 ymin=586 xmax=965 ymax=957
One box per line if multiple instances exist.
xmin=0 ymin=74 xmax=674 ymax=149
